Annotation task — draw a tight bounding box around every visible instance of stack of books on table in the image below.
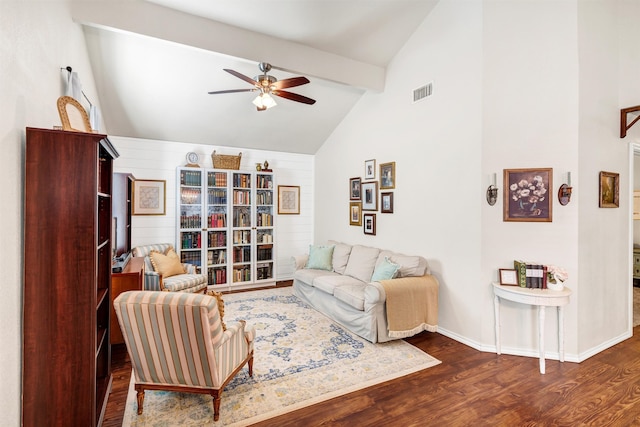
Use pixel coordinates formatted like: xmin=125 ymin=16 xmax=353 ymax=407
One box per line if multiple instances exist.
xmin=514 ymin=260 xmax=548 ymax=289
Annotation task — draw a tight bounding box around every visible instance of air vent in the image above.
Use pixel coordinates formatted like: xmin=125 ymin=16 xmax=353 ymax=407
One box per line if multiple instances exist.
xmin=413 ymin=82 xmax=433 ymax=103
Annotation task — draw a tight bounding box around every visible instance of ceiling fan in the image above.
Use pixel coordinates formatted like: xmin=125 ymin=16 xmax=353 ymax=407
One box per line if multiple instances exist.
xmin=208 ymin=62 xmax=316 ymax=111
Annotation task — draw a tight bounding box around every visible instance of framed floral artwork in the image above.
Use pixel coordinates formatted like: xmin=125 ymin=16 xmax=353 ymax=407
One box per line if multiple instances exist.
xmin=503 ymin=168 xmax=552 ymax=222
xmin=363 ymin=213 xmax=376 ymax=235
xmin=349 ymin=202 xmax=362 ymax=226
xmin=599 ymin=171 xmax=619 ymax=208
xmin=350 ymin=177 xmax=361 ymax=200
xmin=361 ymin=181 xmax=378 ymax=211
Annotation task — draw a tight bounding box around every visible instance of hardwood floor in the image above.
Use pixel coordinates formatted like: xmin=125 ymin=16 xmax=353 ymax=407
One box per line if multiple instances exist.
xmin=104 ymin=284 xmax=640 ymax=426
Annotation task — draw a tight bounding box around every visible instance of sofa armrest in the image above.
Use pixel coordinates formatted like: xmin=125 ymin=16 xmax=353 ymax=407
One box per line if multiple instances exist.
xmin=364 ymin=281 xmax=386 ymax=305
xmin=291 ymin=254 xmax=309 ymax=271
xmin=182 ymin=263 xmax=197 ymax=274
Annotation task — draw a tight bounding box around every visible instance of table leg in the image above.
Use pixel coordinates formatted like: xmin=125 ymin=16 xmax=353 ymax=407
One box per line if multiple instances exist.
xmin=538 ymin=305 xmax=546 ymax=374
xmin=494 ymin=295 xmax=501 ymax=355
xmin=558 ymin=306 xmax=565 ymax=362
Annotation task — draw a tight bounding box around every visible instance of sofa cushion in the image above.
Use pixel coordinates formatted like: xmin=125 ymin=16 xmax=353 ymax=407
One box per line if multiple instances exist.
xmin=294 ymin=268 xmax=341 ymax=286
xmin=333 ymin=283 xmax=367 ymax=311
xmin=327 ymin=240 xmax=352 ymax=274
xmin=377 ymin=251 xmax=429 ymax=277
xmin=371 ymin=256 xmax=400 ymax=282
xmin=150 ymin=248 xmax=185 ymax=278
xmin=162 ymin=274 xmax=208 ymax=292
xmin=313 ymin=275 xmax=364 ymax=296
xmin=305 ymin=244 xmax=335 ymax=271
xmin=343 ymin=245 xmax=380 ymax=283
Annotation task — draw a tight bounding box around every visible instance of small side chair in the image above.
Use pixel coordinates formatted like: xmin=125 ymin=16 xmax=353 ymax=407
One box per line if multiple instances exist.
xmin=132 ymin=243 xmax=208 ymax=293
xmin=114 ymin=290 xmax=255 ymax=422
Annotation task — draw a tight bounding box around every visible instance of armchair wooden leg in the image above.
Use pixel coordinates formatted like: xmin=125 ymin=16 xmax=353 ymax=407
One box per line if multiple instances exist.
xmin=135 ymin=385 xmax=145 ymax=415
xmin=212 ymin=391 xmax=221 ymax=421
xmin=248 ymin=354 xmax=254 ymax=377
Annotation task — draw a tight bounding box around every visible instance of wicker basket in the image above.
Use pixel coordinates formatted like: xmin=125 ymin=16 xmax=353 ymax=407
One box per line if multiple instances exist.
xmin=211 ymin=150 xmax=242 ymax=170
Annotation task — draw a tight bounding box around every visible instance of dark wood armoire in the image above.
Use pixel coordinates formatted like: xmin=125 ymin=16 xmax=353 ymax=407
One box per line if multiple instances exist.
xmin=23 ymin=127 xmax=119 ymax=426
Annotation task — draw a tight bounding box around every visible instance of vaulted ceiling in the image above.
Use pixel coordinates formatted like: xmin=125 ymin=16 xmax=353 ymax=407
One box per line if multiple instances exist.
xmin=74 ymin=0 xmax=438 ymax=154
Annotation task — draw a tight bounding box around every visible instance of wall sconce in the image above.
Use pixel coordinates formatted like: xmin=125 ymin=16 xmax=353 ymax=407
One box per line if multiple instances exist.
xmin=558 ymin=172 xmax=572 ymax=206
xmin=486 ymin=173 xmax=498 ymax=206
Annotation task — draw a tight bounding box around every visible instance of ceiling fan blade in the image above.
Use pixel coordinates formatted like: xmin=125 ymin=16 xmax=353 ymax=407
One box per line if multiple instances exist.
xmin=208 ymin=89 xmax=256 ymax=95
xmin=272 ymin=90 xmax=316 ymax=105
xmin=224 ymin=69 xmax=259 ymax=87
xmin=271 ymin=76 xmax=310 ymax=90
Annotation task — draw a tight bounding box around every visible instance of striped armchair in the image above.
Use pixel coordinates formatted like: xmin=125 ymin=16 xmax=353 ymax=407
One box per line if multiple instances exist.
xmin=114 ymin=290 xmax=255 ymax=422
xmin=132 ymin=243 xmax=208 ymax=293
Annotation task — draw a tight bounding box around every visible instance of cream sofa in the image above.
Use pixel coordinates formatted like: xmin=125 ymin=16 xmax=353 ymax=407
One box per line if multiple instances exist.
xmin=292 ymin=241 xmax=438 ymax=343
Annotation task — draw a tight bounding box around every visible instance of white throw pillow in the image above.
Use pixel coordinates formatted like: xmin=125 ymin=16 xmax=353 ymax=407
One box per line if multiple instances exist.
xmin=343 ymin=245 xmax=380 ymax=283
xmin=328 ymin=240 xmax=352 ymax=274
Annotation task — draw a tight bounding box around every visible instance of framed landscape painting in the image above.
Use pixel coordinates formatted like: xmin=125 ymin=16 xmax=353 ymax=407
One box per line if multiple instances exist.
xmin=503 ymin=168 xmax=552 ymax=222
xmin=599 ymin=171 xmax=619 ymax=208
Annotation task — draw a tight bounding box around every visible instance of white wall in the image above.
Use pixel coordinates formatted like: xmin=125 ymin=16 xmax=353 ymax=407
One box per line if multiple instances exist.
xmin=0 ymin=1 xmax=103 ymax=424
xmin=111 ymin=137 xmax=314 ymax=280
xmin=576 ymin=0 xmax=638 ymax=355
xmin=315 ymin=2 xmax=485 ymax=345
xmin=482 ymin=1 xmax=581 ymax=358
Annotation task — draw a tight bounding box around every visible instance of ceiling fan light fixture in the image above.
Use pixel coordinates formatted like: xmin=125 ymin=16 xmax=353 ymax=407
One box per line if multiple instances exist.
xmin=252 ymin=93 xmax=277 ymax=110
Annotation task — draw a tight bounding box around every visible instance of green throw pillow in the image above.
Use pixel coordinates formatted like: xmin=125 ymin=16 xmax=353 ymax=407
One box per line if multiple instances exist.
xmin=371 ymin=256 xmax=400 ymax=282
xmin=305 ymin=245 xmax=335 ymax=271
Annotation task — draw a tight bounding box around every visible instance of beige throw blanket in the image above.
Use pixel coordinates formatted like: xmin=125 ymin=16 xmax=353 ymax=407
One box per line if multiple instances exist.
xmin=379 ymin=275 xmax=439 ymax=338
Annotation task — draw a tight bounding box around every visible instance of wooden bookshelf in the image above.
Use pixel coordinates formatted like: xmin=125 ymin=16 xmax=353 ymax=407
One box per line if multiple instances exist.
xmin=23 ymin=127 xmax=119 ymax=426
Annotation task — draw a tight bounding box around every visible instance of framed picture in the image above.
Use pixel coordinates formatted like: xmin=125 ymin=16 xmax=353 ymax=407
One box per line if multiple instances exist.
xmin=132 ymin=179 xmax=166 ymax=215
xmin=350 ymin=177 xmax=361 ymax=200
xmin=381 ymin=192 xmax=394 ymax=213
xmin=278 ymin=185 xmax=300 ymax=214
xmin=599 ymin=171 xmax=619 ymax=208
xmin=380 ymin=162 xmax=396 ymax=189
xmin=499 ymin=268 xmax=519 ymax=286
xmin=363 ymin=213 xmax=376 ymax=235
xmin=503 ymin=168 xmax=552 ymax=222
xmin=361 ymin=181 xmax=378 ymax=211
xmin=364 ymin=159 xmax=376 ymax=180
xmin=349 ymin=202 xmax=362 ymax=226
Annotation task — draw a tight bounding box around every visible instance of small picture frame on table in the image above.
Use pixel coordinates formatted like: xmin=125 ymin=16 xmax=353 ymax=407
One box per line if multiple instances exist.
xmin=499 ymin=268 xmax=519 ymax=286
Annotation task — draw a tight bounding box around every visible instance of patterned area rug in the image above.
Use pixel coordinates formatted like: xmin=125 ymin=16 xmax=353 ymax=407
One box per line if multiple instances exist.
xmin=122 ymin=286 xmax=440 ymax=426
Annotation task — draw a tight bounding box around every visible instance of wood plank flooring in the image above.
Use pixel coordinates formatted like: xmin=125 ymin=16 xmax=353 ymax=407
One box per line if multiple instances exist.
xmin=103 ymin=283 xmax=640 ymax=426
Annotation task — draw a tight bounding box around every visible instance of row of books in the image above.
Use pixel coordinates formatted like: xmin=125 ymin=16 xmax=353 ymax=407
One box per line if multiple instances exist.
xmin=514 ymin=260 xmax=548 ymax=289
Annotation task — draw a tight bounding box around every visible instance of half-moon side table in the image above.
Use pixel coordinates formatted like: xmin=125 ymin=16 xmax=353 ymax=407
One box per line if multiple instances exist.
xmin=492 ymin=282 xmax=572 ymax=374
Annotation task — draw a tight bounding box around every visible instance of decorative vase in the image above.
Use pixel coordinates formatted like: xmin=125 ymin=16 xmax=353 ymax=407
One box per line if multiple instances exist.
xmin=255 ymin=163 xmax=262 ymax=171
xmin=547 ymin=281 xmax=564 ymax=291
